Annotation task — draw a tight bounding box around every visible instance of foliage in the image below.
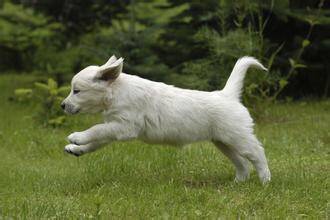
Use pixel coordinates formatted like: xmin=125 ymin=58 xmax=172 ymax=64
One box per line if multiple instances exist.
xmin=255 ymin=0 xmax=327 ymax=102
xmin=71 ymin=0 xmax=186 ymax=82
xmin=160 ymin=0 xmax=329 ymax=102
xmin=14 ymin=78 xmax=70 ymax=126
xmin=0 ymin=2 xmax=63 ymax=71
xmin=17 ymin=0 xmax=128 ymax=36
xmin=1 ymin=0 xmax=329 ymax=99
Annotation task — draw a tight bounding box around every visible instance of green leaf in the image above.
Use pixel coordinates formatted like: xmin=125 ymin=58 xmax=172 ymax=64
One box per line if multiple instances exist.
xmin=55 ymin=97 xmax=64 ymax=103
xmin=302 ymin=39 xmax=310 ymax=48
xmin=14 ymin=88 xmax=32 ymax=96
xmin=289 ymin=58 xmax=295 ymax=67
xmin=47 ymin=78 xmax=58 ymax=90
xmin=48 ymin=116 xmax=66 ymax=126
xmin=14 ymin=88 xmax=33 ymax=101
xmin=295 ymin=64 xmax=307 ymax=69
xmin=34 ymin=82 xmax=49 ymax=92
xmin=58 ymin=86 xmax=71 ymax=96
xmin=279 ymin=79 xmax=288 ymax=89
xmin=49 ymin=88 xmax=58 ymax=96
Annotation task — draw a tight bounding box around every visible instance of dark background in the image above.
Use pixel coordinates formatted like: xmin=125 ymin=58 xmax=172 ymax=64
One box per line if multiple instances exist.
xmin=0 ymin=0 xmax=329 ymax=100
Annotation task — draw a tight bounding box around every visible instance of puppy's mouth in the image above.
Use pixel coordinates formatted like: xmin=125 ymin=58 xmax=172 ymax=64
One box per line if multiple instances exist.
xmin=68 ymin=109 xmax=80 ymax=115
xmin=64 ymin=107 xmax=80 ymax=115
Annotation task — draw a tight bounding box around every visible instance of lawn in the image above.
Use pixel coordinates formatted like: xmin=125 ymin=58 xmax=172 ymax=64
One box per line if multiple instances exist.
xmin=0 ymin=74 xmax=329 ymax=219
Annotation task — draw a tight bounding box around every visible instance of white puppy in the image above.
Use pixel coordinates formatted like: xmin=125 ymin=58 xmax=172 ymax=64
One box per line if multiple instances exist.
xmin=62 ymin=55 xmax=271 ymax=184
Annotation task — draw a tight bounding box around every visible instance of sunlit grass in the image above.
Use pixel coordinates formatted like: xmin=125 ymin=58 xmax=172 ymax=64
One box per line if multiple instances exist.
xmin=0 ymin=74 xmax=329 ymax=218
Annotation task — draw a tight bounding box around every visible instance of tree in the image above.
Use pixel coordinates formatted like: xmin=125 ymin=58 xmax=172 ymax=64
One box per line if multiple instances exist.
xmin=0 ymin=2 xmax=63 ymax=71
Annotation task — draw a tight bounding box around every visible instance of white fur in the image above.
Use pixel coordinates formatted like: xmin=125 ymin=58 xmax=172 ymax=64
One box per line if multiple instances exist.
xmin=62 ymin=56 xmax=271 ymax=184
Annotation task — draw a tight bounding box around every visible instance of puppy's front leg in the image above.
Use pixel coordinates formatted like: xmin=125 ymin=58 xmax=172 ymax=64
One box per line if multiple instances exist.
xmin=68 ymin=122 xmax=139 ymax=146
xmin=67 ymin=130 xmax=93 ymax=146
xmin=64 ymin=142 xmax=103 ymax=157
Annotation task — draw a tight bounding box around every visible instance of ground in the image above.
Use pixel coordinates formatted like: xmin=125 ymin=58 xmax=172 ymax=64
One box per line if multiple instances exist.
xmin=0 ymin=74 xmax=329 ymax=219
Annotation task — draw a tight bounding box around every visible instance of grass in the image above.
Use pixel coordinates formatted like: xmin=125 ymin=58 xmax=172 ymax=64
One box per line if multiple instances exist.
xmin=0 ymin=74 xmax=329 ymax=219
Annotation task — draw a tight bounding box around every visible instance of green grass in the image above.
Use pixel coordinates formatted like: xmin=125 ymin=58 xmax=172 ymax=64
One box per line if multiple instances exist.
xmin=0 ymin=74 xmax=329 ymax=219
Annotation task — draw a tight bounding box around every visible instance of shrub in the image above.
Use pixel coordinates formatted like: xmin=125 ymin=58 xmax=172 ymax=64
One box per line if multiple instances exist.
xmin=14 ymin=78 xmax=70 ymax=127
xmin=0 ymin=2 xmax=63 ymax=71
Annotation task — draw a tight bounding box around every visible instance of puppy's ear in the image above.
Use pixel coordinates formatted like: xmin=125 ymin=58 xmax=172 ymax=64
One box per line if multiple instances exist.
xmin=95 ymin=58 xmax=124 ymax=81
xmin=104 ymin=55 xmax=117 ymax=66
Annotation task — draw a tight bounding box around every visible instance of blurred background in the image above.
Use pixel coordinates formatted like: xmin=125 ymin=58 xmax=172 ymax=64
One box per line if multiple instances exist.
xmin=0 ymin=0 xmax=329 ymax=118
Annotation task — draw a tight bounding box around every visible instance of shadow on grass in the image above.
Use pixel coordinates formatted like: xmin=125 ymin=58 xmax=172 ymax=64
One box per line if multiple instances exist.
xmin=56 ymin=170 xmax=237 ymax=195
xmin=182 ymin=175 xmax=232 ymax=189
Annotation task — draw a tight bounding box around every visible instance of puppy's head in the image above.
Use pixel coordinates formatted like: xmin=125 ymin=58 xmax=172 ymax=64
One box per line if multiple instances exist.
xmin=61 ymin=55 xmax=123 ymax=114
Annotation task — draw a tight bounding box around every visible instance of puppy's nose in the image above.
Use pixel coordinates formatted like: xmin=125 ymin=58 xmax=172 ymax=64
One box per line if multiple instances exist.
xmin=61 ymin=102 xmax=65 ymax=110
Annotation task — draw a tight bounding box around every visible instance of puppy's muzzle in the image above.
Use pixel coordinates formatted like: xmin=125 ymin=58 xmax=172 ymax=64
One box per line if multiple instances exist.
xmin=61 ymin=102 xmax=80 ymax=114
xmin=61 ymin=102 xmax=65 ymax=110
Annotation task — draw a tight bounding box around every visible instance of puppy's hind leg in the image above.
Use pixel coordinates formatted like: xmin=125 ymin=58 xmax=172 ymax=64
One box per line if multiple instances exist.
xmin=213 ymin=141 xmax=250 ymax=182
xmin=230 ymin=134 xmax=271 ymax=184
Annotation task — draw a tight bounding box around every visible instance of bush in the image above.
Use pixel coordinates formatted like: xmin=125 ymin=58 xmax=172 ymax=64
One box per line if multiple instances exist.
xmin=14 ymin=78 xmax=70 ymax=127
xmin=0 ymin=2 xmax=63 ymax=71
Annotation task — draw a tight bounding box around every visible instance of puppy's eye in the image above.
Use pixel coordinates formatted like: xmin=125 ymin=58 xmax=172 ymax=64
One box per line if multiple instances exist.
xmin=73 ymin=89 xmax=80 ymax=94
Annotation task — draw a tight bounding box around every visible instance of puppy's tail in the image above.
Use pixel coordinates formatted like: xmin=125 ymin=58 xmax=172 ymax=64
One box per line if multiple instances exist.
xmin=222 ymin=56 xmax=267 ymax=101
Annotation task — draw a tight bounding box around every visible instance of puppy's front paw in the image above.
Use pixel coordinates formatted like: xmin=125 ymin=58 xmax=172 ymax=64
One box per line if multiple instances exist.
xmin=64 ymin=144 xmax=84 ymax=157
xmin=68 ymin=132 xmax=89 ymax=145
